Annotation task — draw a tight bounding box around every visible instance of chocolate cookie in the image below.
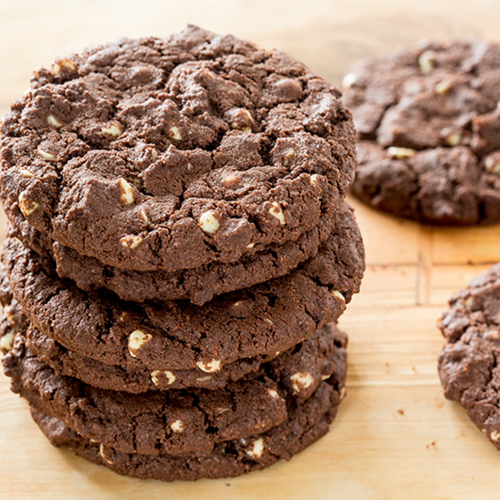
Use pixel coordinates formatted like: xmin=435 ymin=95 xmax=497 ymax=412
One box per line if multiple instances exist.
xmin=48 ymin=211 xmax=334 ymax=305
xmin=2 ymin=210 xmax=363 ymax=373
xmin=30 ymin=373 xmax=340 ymax=482
xmin=343 ymin=41 xmax=500 ymax=225
xmin=2 ymin=289 xmax=345 ymax=392
xmin=1 ymin=25 xmax=357 ymax=273
xmin=438 ymin=263 xmax=500 ymax=449
xmin=3 ymin=325 xmax=346 ymax=456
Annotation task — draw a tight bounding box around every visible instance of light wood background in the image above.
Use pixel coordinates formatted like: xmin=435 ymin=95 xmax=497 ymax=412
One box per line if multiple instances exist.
xmin=1 ymin=1 xmax=500 ymax=499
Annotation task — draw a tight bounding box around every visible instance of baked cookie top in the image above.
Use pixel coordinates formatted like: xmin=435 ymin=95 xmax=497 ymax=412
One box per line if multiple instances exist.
xmin=1 ymin=25 xmax=356 ymax=271
xmin=343 ymin=40 xmax=500 ymax=225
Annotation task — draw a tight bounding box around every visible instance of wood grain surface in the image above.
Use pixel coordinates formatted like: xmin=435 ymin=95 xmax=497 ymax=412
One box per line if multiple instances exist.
xmin=1 ymin=1 xmax=500 ymax=498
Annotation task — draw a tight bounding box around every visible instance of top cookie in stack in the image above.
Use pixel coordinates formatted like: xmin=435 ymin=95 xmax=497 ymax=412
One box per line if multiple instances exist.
xmin=0 ymin=25 xmax=357 ymax=305
xmin=0 ymin=26 xmax=364 ymax=482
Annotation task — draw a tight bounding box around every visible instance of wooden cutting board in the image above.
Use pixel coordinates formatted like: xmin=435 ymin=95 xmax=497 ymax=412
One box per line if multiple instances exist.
xmin=1 ymin=1 xmax=500 ymax=498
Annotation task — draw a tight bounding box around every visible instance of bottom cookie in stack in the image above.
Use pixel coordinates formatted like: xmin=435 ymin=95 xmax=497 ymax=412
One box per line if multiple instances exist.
xmin=438 ymin=264 xmax=500 ymax=449
xmin=2 ymin=320 xmax=348 ymax=481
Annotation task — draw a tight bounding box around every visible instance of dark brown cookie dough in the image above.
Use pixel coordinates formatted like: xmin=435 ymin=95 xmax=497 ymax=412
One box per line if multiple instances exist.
xmin=29 ymin=371 xmax=341 ymax=481
xmin=2 ymin=209 xmax=363 ymax=373
xmin=4 ymin=324 xmax=346 ymax=456
xmin=343 ymin=41 xmax=500 ymax=225
xmin=1 ymin=25 xmax=357 ymax=273
xmin=438 ymin=263 xmax=500 ymax=449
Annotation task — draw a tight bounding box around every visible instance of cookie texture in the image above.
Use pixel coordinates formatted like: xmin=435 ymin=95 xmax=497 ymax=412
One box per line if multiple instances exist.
xmin=2 ymin=208 xmax=363 ymax=372
xmin=48 ymin=211 xmax=334 ymax=305
xmin=30 ymin=371 xmax=341 ymax=482
xmin=438 ymin=263 xmax=500 ymax=449
xmin=2 ymin=289 xmax=345 ymax=392
xmin=343 ymin=40 xmax=500 ymax=225
xmin=3 ymin=324 xmax=346 ymax=456
xmin=1 ymin=25 xmax=356 ymax=272
xmin=23 ymin=201 xmax=357 ymax=307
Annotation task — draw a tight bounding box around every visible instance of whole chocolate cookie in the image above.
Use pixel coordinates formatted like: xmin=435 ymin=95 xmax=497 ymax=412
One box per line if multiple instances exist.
xmin=2 ymin=291 xmax=345 ymax=392
xmin=27 ymin=201 xmax=354 ymax=306
xmin=2 ymin=210 xmax=363 ymax=373
xmin=4 ymin=325 xmax=346 ymax=456
xmin=343 ymin=41 xmax=500 ymax=225
xmin=438 ymin=263 xmax=500 ymax=449
xmin=30 ymin=372 xmax=340 ymax=482
xmin=1 ymin=25 xmax=356 ymax=273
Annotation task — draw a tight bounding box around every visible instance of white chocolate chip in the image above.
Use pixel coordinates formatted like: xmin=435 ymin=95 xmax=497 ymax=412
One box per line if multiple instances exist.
xmin=196 ymin=359 xmax=222 ymax=373
xmin=247 ymin=243 xmax=255 ymax=249
xmin=102 ymin=123 xmax=124 ymax=138
xmin=168 ymin=126 xmax=182 ymax=141
xmin=19 ymin=169 xmax=34 ymax=178
xmin=19 ymin=192 xmax=39 ymax=217
xmin=491 ymin=430 xmax=500 ymax=442
xmin=445 ymin=133 xmax=462 ymax=147
xmin=283 ymin=149 xmax=295 ymax=165
xmin=388 ymin=146 xmax=415 ymax=159
xmin=485 ymin=157 xmax=500 ymax=174
xmin=223 ymin=174 xmax=240 ymax=188
xmin=118 ymin=178 xmax=135 ymax=205
xmin=342 ymin=72 xmax=357 ymax=89
xmin=196 ymin=376 xmax=212 ymax=382
xmin=268 ymin=389 xmax=281 ymax=400
xmin=198 ymin=210 xmax=220 ymax=234
xmin=340 ymin=387 xmax=347 ymax=400
xmin=265 ymin=318 xmax=274 ymax=325
xmin=151 ymin=370 xmax=176 ymax=386
xmin=170 ymin=420 xmax=184 ymax=433
xmin=139 ymin=208 xmax=149 ymax=224
xmin=37 ymin=148 xmax=56 ymax=161
xmin=246 ymin=438 xmax=264 ymax=459
xmin=52 ymin=58 xmax=77 ymax=75
xmin=0 ymin=333 xmax=15 ymax=352
xmin=435 ymin=80 xmax=452 ymax=95
xmin=418 ymin=50 xmax=437 ymax=74
xmin=290 ymin=372 xmax=314 ymax=394
xmin=5 ymin=310 xmax=15 ymax=326
xmin=330 ymin=290 xmax=346 ymax=302
xmin=151 ymin=148 xmax=159 ymax=158
xmin=128 ymin=330 xmax=153 ymax=357
xmin=216 ymin=407 xmax=230 ymax=415
xmin=321 ymin=374 xmax=330 ymax=381
xmin=99 ymin=444 xmax=114 ymax=465
xmin=464 ymin=297 xmax=474 ymax=308
xmin=47 ymin=115 xmax=63 ymax=129
xmin=120 ymin=235 xmax=143 ymax=250
xmin=268 ymin=202 xmax=285 ymax=225
xmin=229 ymin=108 xmax=255 ymax=132
xmin=310 ymin=174 xmax=318 ymax=186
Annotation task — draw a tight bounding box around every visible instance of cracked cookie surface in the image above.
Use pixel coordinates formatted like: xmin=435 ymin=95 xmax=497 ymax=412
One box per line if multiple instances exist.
xmin=343 ymin=41 xmax=500 ymax=225
xmin=1 ymin=25 xmax=356 ymax=272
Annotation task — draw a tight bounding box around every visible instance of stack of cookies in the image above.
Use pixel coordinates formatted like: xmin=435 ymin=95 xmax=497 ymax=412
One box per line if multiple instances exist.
xmin=0 ymin=26 xmax=364 ymax=481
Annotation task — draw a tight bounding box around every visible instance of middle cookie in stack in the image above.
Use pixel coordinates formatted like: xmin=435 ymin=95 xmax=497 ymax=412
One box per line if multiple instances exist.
xmin=0 ymin=27 xmax=365 ymax=481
